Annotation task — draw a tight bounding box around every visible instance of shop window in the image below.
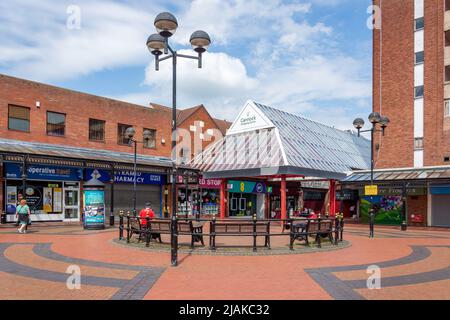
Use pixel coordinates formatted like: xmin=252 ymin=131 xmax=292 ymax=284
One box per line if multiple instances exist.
xmin=415 ymin=51 xmax=424 ymax=64
xmin=89 ymin=118 xmax=105 ymax=142
xmin=414 ymin=85 xmax=424 ymax=98
xmin=445 ymin=100 xmax=450 ymax=117
xmin=414 ymin=137 xmax=424 ymax=150
xmin=414 ymin=17 xmax=424 ymax=31
xmin=143 ymin=128 xmax=157 ymax=149
xmin=47 ymin=111 xmax=66 ymax=136
xmin=446 ymin=30 xmax=450 ymax=47
xmin=117 ymin=123 xmax=132 ymax=145
xmin=8 ymin=105 xmax=30 ymax=132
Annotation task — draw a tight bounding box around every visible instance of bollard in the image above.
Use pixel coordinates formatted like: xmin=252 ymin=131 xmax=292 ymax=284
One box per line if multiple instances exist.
xmin=170 ymin=213 xmax=178 ymax=266
xmin=289 ymin=217 xmax=294 ymax=251
xmin=126 ymin=211 xmax=131 ymax=243
xmin=340 ymin=214 xmax=344 ymax=242
xmin=145 ymin=216 xmax=150 ymax=247
xmin=210 ymin=215 xmax=216 ymax=251
xmin=334 ymin=215 xmax=340 ymax=245
xmin=252 ymin=214 xmax=257 ymax=252
xmin=317 ymin=217 xmax=322 ymax=248
xmin=119 ymin=210 xmax=124 ymax=240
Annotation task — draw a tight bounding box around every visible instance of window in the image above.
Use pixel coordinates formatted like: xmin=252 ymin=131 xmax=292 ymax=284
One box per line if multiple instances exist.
xmin=446 ymin=65 xmax=450 ymax=82
xmin=117 ymin=123 xmax=132 ymax=145
xmin=46 ymin=111 xmax=66 ymax=136
xmin=143 ymin=128 xmax=157 ymax=149
xmin=8 ymin=105 xmax=30 ymax=132
xmin=445 ymin=100 xmax=450 ymax=117
xmin=415 ymin=17 xmax=424 ymax=31
xmin=446 ymin=30 xmax=450 ymax=47
xmin=414 ymin=85 xmax=424 ymax=98
xmin=446 ymin=0 xmax=450 ymax=11
xmin=414 ymin=138 xmax=424 ymax=150
xmin=89 ymin=118 xmax=105 ymax=142
xmin=415 ymin=51 xmax=424 ymax=64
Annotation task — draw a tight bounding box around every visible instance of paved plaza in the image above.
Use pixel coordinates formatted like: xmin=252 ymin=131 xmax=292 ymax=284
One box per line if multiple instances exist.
xmin=0 ymin=223 xmax=449 ymax=300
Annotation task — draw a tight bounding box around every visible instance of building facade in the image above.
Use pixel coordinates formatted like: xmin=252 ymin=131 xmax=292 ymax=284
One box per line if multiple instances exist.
xmin=352 ymin=0 xmax=450 ymax=227
xmin=0 ymin=73 xmax=230 ymax=223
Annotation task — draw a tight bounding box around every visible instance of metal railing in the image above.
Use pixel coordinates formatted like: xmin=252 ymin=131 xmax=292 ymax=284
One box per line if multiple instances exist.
xmin=118 ymin=210 xmax=345 ymax=266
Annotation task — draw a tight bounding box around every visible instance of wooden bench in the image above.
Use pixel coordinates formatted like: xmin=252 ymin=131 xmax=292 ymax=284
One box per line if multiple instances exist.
xmin=143 ymin=219 xmax=205 ymax=248
xmin=209 ymin=221 xmax=270 ymax=251
xmin=290 ymin=219 xmax=335 ymax=249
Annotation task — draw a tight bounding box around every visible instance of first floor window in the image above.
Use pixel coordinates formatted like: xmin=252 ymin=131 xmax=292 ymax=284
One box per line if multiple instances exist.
xmin=143 ymin=128 xmax=157 ymax=149
xmin=117 ymin=123 xmax=132 ymax=145
xmin=414 ymin=137 xmax=424 ymax=150
xmin=414 ymin=86 xmax=424 ymax=98
xmin=8 ymin=105 xmax=30 ymax=132
xmin=415 ymin=51 xmax=424 ymax=64
xmin=445 ymin=100 xmax=450 ymax=117
xmin=415 ymin=17 xmax=424 ymax=31
xmin=47 ymin=111 xmax=66 ymax=136
xmin=89 ymin=118 xmax=105 ymax=141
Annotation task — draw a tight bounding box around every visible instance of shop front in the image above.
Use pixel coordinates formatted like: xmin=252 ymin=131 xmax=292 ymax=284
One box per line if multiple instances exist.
xmin=176 ymin=175 xmax=222 ymax=216
xmin=430 ymin=184 xmax=450 ymax=227
xmin=85 ymin=169 xmax=165 ymax=216
xmin=4 ymin=163 xmax=83 ymax=222
xmin=227 ymin=180 xmax=268 ymax=218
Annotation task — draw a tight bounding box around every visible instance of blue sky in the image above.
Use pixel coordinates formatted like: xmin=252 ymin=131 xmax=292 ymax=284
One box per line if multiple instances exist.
xmin=0 ymin=0 xmax=373 ymax=130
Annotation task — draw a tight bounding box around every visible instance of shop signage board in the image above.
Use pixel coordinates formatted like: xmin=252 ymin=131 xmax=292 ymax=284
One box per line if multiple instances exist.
xmin=85 ymin=169 xmax=164 ymax=185
xmin=83 ymin=189 xmax=105 ymax=228
xmin=300 ymin=181 xmax=330 ymax=189
xmin=228 ymin=180 xmax=270 ymax=194
xmin=5 ymin=163 xmax=82 ymax=181
xmin=365 ymin=185 xmax=378 ymax=196
xmin=198 ymin=178 xmax=221 ymax=189
xmin=226 ymin=101 xmax=275 ymax=135
xmin=359 ymin=187 xmax=426 ymax=196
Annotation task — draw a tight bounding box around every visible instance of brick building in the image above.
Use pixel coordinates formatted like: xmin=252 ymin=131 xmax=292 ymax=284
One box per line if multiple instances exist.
xmin=344 ymin=0 xmax=450 ymax=227
xmin=0 ymin=73 xmax=230 ymax=223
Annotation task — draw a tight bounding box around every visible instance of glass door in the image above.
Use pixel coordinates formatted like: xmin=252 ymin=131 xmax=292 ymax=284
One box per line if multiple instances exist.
xmin=63 ymin=184 xmax=80 ymax=221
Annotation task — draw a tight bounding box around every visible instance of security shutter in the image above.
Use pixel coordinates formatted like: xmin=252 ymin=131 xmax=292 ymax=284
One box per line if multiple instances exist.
xmin=104 ymin=184 xmax=161 ymax=216
xmin=431 ymin=195 xmax=450 ymax=227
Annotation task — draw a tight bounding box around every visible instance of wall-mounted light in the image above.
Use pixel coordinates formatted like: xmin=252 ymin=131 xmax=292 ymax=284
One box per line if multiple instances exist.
xmin=161 ymin=138 xmax=166 ymax=145
xmin=36 ymin=101 xmax=40 ymax=108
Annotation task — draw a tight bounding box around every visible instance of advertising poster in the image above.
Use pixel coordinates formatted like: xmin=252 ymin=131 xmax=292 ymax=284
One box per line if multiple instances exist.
xmin=360 ymin=196 xmax=403 ymax=225
xmin=6 ymin=186 xmax=17 ymax=214
xmin=83 ymin=190 xmax=105 ymax=227
xmin=53 ymin=188 xmax=62 ymax=212
xmin=43 ymin=187 xmax=53 ymax=213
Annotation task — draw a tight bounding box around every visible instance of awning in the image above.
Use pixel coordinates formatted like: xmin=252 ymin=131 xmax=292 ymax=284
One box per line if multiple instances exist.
xmin=342 ymin=166 xmax=450 ymax=184
xmin=0 ymin=138 xmax=174 ymax=169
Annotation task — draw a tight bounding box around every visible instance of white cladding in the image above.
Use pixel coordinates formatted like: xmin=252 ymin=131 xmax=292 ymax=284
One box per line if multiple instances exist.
xmin=414 ymin=150 xmax=424 ymax=168
xmin=414 ymin=30 xmax=424 ymax=52
xmin=414 ymin=98 xmax=424 ymax=138
xmin=414 ymin=64 xmax=424 ymax=87
xmin=414 ymin=0 xmax=424 ymax=19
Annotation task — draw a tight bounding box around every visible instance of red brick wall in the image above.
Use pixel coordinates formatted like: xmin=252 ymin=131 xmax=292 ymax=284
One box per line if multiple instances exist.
xmin=373 ymin=0 xmax=450 ymax=168
xmin=407 ymin=195 xmax=428 ymax=226
xmin=0 ymin=74 xmax=173 ymax=157
xmin=373 ymin=0 xmax=415 ymax=169
xmin=424 ymin=0 xmax=445 ymax=166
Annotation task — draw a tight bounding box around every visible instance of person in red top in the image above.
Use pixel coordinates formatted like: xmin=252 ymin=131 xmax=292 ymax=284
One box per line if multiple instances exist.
xmin=139 ymin=202 xmax=155 ymax=227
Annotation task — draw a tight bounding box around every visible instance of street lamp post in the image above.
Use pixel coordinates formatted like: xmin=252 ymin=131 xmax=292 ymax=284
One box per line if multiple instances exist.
xmin=353 ymin=112 xmax=391 ymax=237
xmin=125 ymin=128 xmax=153 ymax=216
xmin=146 ymin=12 xmax=211 ymax=267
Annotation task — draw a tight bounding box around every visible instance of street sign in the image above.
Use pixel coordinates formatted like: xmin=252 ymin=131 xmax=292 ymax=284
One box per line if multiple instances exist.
xmin=365 ymin=185 xmax=378 ymax=196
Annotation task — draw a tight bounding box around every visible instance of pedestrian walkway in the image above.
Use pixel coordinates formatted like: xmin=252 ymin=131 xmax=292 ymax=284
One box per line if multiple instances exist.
xmin=0 ymin=223 xmax=448 ymax=300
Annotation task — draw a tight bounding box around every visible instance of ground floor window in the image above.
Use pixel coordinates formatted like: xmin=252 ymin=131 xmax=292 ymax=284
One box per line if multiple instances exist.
xmin=228 ymin=193 xmax=256 ymax=217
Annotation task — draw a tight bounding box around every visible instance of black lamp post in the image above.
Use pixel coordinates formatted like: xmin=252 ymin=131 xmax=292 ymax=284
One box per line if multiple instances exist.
xmin=125 ymin=127 xmax=153 ymax=216
xmin=146 ymin=12 xmax=211 ymax=267
xmin=353 ymin=112 xmax=391 ymax=237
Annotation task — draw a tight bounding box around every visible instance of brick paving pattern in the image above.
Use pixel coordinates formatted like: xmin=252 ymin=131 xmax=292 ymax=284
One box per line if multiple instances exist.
xmin=0 ymin=223 xmax=449 ymax=300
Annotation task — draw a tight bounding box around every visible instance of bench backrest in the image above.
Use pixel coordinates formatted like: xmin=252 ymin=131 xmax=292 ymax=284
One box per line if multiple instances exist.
xmin=177 ymin=221 xmax=193 ymax=233
xmin=213 ymin=222 xmax=270 ymax=233
xmin=130 ymin=217 xmax=141 ymax=230
xmin=148 ymin=220 xmax=171 ymax=232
